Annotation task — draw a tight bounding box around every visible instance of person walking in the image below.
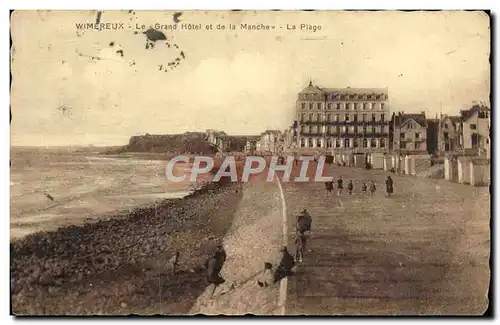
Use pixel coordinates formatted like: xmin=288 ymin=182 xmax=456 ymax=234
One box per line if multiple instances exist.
xmin=386 ymin=176 xmax=394 ymax=197
xmin=325 ymin=180 xmax=334 ymax=196
xmin=337 ymin=176 xmax=343 ymax=196
xmin=347 ymin=180 xmax=354 ymax=195
xmin=294 ymin=231 xmax=307 ymax=263
xmin=361 ymin=181 xmax=367 ymax=195
xmin=369 ymin=181 xmax=376 ymax=196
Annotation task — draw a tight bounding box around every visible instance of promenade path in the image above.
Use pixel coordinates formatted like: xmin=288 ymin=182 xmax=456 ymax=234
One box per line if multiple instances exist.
xmin=280 ymin=163 xmax=490 ymax=315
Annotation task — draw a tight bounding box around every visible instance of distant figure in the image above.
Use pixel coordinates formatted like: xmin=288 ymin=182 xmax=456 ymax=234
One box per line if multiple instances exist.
xmin=347 ymin=180 xmax=354 ymax=195
xmin=337 ymin=176 xmax=343 ymax=196
xmin=369 ymin=181 xmax=376 ymax=196
xmin=257 ymin=262 xmax=274 ymax=288
xmin=386 ymin=176 xmax=394 ymax=196
xmin=274 ymin=246 xmax=296 ymax=283
xmin=325 ymin=180 xmax=334 ymax=196
xmin=206 ymin=245 xmax=227 ymax=297
xmin=361 ymin=181 xmax=367 ymax=195
xmin=294 ymin=231 xmax=307 ymax=263
xmin=168 ymin=251 xmax=180 ymax=275
xmin=296 ymin=208 xmax=312 ymax=235
xmin=44 ymin=192 xmax=54 ymax=201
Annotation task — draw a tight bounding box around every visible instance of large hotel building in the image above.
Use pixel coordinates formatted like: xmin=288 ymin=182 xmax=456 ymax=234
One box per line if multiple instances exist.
xmin=293 ymin=82 xmax=390 ymax=154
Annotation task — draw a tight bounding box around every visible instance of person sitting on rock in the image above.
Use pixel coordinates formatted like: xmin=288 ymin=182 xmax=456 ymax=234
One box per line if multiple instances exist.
xmin=274 ymin=246 xmax=296 ymax=283
xmin=257 ymin=262 xmax=274 ymax=288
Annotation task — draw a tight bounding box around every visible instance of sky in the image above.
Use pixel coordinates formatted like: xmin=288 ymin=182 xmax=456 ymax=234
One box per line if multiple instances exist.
xmin=10 ymin=10 xmax=490 ymax=146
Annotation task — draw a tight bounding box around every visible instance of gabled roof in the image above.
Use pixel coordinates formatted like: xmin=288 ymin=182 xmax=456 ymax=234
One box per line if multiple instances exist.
xmin=394 ymin=113 xmax=427 ymax=128
xmin=460 ymin=105 xmax=490 ymax=122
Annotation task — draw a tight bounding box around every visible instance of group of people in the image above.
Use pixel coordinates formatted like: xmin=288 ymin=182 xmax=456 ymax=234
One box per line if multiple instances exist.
xmin=325 ymin=176 xmax=394 ymax=197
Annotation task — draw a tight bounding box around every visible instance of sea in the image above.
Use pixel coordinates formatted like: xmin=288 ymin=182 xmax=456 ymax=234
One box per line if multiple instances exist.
xmin=10 ymin=147 xmax=199 ymax=240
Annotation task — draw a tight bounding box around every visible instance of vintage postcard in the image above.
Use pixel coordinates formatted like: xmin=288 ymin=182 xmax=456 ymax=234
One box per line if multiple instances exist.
xmin=10 ymin=10 xmax=491 ymax=316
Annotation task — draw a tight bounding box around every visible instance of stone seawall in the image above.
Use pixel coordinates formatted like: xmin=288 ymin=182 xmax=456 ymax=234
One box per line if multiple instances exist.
xmin=189 ymin=180 xmax=285 ymax=315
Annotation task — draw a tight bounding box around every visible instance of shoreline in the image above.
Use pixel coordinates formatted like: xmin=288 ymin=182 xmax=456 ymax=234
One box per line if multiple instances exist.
xmin=11 ymin=180 xmax=243 ymax=315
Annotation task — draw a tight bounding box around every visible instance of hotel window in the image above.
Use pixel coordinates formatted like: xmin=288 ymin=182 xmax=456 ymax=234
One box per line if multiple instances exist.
xmin=353 ymin=139 xmax=359 ymax=147
xmin=317 ymin=103 xmax=322 ymax=110
xmin=309 ymin=125 xmax=313 ymax=133
xmin=317 ymin=113 xmax=322 ymax=121
xmin=354 ymin=103 xmax=359 ymax=110
xmin=354 ymin=115 xmax=358 ymax=122
xmin=415 ymin=142 xmax=421 ymax=149
xmin=345 ymin=114 xmax=350 ymax=122
xmin=335 ymin=139 xmax=340 ymax=148
xmin=470 ymin=124 xmax=477 ymax=130
xmin=300 ymin=113 xmax=305 ymax=122
xmin=363 ymin=139 xmax=368 ymax=148
xmin=363 ymin=126 xmax=367 ymax=133
xmin=336 ymin=126 xmax=341 ymax=133
xmin=336 ymin=103 xmax=341 ymax=110
xmin=301 ymin=125 xmax=306 ymax=133
xmin=300 ymin=138 xmax=306 ymax=147
xmin=415 ymin=133 xmax=420 ymax=139
xmin=381 ymin=103 xmax=385 ymax=110
xmin=380 ymin=138 xmax=386 ymax=148
xmin=308 ymin=138 xmax=314 ymax=147
xmin=309 ymin=113 xmax=313 ymax=121
xmin=309 ymin=103 xmax=313 ymax=110
xmin=326 ymin=113 xmax=331 ymax=122
xmin=401 ymin=142 xmax=407 ymax=149
xmin=335 ymin=114 xmax=339 ymax=121
xmin=345 ymin=139 xmax=350 ymax=148
xmin=327 ymin=103 xmax=332 ymax=110
xmin=372 ymin=113 xmax=376 ymax=122
xmin=381 ymin=114 xmax=385 ymax=122
xmin=371 ymin=138 xmax=376 ymax=148
xmin=327 ymin=139 xmax=332 ymax=148
xmin=401 ymin=132 xmax=406 ymax=139
xmin=363 ymin=103 xmax=368 ymax=110
xmin=316 ymin=140 xmax=321 ymax=148
xmin=301 ymin=102 xmax=305 ymax=109
xmin=362 ymin=114 xmax=367 ymax=122
xmin=372 ymin=103 xmax=377 ymax=110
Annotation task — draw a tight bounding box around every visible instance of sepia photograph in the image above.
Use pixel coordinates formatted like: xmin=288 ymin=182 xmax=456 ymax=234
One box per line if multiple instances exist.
xmin=9 ymin=9 xmax=491 ymax=316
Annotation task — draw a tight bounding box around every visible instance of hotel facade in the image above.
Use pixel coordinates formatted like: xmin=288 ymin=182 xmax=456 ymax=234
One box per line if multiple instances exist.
xmin=292 ymin=82 xmax=390 ymax=154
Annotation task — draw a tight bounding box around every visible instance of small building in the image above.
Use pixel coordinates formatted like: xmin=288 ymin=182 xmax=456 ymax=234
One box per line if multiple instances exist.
xmin=257 ymin=130 xmax=283 ymax=154
xmin=392 ymin=112 xmax=428 ymax=154
xmin=458 ymin=104 xmax=490 ymax=158
xmin=438 ymin=115 xmax=461 ymax=154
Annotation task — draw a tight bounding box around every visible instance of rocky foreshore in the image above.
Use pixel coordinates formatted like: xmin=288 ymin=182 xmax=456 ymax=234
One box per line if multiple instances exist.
xmin=11 ymin=180 xmax=243 ymax=315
